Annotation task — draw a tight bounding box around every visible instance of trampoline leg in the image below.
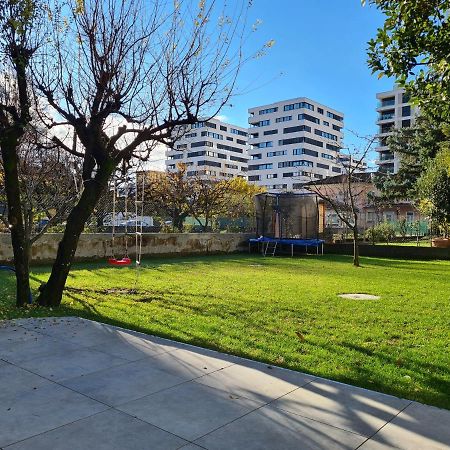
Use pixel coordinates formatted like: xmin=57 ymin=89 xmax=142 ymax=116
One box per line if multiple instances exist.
xmin=291 ymin=244 xmax=293 ymax=257
xmin=316 ymin=245 xmax=318 ymax=255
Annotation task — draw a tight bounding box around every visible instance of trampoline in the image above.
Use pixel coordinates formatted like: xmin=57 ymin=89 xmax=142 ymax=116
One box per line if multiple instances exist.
xmin=250 ymin=192 xmax=324 ymax=256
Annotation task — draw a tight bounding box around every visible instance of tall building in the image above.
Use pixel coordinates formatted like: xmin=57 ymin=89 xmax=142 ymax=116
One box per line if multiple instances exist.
xmin=165 ymin=118 xmax=248 ymax=179
xmin=375 ymin=87 xmax=418 ymax=173
xmin=247 ymin=97 xmax=347 ymax=192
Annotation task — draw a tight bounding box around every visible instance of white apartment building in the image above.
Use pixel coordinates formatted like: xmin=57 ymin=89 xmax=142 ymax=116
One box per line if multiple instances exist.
xmin=165 ymin=118 xmax=248 ymax=179
xmin=375 ymin=87 xmax=418 ymax=173
xmin=247 ymin=98 xmax=348 ymax=192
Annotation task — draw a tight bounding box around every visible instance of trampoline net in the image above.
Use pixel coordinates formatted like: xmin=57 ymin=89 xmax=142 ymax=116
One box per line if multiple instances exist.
xmin=254 ymin=193 xmax=319 ymax=239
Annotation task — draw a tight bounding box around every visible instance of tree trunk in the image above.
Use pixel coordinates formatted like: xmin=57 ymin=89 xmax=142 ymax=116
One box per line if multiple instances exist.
xmin=0 ymin=139 xmax=31 ymax=307
xmin=352 ymin=227 xmax=360 ymax=267
xmin=38 ymin=163 xmax=114 ymax=307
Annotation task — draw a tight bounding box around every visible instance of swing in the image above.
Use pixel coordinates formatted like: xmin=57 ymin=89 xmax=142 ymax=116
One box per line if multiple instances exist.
xmin=107 ymin=165 xmax=145 ymax=268
xmin=108 ymin=175 xmax=133 ymax=266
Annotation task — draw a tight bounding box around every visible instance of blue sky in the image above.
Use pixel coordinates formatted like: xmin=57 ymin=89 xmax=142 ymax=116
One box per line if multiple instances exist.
xmin=218 ymin=0 xmax=394 ymax=164
xmin=148 ymin=0 xmax=394 ymax=170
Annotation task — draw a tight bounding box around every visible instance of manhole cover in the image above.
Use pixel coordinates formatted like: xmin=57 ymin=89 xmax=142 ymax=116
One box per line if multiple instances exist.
xmin=338 ymin=293 xmax=380 ymax=300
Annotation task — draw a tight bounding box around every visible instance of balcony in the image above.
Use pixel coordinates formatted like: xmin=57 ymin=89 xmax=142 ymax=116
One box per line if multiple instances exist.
xmin=378 ymin=98 xmax=395 ymax=108
xmin=378 ymin=111 xmax=395 ymax=121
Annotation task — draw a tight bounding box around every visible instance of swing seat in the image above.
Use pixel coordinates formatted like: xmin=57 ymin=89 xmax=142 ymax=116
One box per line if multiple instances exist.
xmin=108 ymin=257 xmax=132 ymax=266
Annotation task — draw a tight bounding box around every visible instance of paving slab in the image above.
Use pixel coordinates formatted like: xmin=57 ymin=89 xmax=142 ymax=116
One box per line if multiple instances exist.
xmin=0 ymin=362 xmax=50 ymax=403
xmin=61 ymin=357 xmax=188 ymax=406
xmin=87 ymin=330 xmax=180 ymax=361
xmin=118 ymin=381 xmax=263 ymax=441
xmin=6 ymin=409 xmax=187 ymax=450
xmin=19 ymin=347 xmax=127 ymax=381
xmin=0 ymin=382 xmax=107 ymax=447
xmin=196 ymin=359 xmax=314 ymax=403
xmin=0 ymin=322 xmax=41 ymax=345
xmin=0 ymin=333 xmax=80 ymax=365
xmin=145 ymin=347 xmax=235 ymax=380
xmin=194 ymin=404 xmax=367 ymax=450
xmin=271 ymin=378 xmax=410 ymax=437
xmin=363 ymin=402 xmax=450 ymax=450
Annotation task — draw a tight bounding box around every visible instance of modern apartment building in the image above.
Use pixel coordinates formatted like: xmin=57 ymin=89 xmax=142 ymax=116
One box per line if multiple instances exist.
xmin=165 ymin=118 xmax=248 ymax=179
xmin=375 ymin=87 xmax=418 ymax=173
xmin=247 ymin=98 xmax=348 ymax=192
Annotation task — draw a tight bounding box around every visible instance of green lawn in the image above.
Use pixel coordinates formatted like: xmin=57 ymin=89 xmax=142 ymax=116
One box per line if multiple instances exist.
xmin=1 ymin=254 xmax=449 ymax=409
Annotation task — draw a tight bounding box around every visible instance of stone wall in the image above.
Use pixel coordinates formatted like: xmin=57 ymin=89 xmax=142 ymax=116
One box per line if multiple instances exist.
xmin=0 ymin=233 xmax=253 ymax=265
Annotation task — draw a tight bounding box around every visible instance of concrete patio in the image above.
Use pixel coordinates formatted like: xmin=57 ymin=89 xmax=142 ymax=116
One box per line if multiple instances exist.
xmin=0 ymin=317 xmax=449 ymax=449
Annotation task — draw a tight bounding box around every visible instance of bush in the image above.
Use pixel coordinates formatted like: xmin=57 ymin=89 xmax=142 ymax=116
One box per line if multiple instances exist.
xmin=365 ymin=222 xmax=397 ymax=244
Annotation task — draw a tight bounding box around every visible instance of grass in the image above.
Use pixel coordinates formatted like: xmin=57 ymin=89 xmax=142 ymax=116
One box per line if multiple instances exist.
xmin=1 ymin=253 xmax=449 ymax=410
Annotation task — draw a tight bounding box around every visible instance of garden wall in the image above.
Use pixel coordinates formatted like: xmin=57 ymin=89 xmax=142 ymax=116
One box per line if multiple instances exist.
xmin=0 ymin=233 xmax=253 ymax=264
xmin=324 ymin=243 xmax=450 ymax=260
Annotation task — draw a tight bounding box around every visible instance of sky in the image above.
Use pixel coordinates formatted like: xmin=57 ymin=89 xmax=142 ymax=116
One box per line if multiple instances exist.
xmin=148 ymin=0 xmax=394 ymax=170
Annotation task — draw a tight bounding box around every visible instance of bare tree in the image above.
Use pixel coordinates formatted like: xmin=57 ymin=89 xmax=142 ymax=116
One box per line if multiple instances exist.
xmin=0 ymin=128 xmax=82 ymax=262
xmin=0 ymin=0 xmax=44 ymax=306
xmin=32 ymin=0 xmax=256 ymax=306
xmin=304 ymin=137 xmax=375 ymax=267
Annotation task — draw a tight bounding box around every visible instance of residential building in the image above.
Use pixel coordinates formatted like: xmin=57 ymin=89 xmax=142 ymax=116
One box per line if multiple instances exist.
xmin=306 ymin=172 xmax=423 ymax=238
xmin=247 ymin=97 xmax=348 ymax=192
xmin=165 ymin=118 xmax=249 ymax=179
xmin=375 ymin=87 xmax=418 ymax=173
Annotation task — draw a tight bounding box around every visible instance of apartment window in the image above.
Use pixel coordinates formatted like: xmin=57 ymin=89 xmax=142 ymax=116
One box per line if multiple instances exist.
xmin=402 ymin=105 xmax=411 ymax=117
xmin=298 ymin=113 xmax=320 ymax=124
xmin=230 ymin=155 xmax=248 ymax=163
xmin=317 ymin=107 xmax=324 ymax=114
xmin=250 ymin=132 xmax=259 ymax=139
xmin=271 ymin=184 xmax=288 ymax=189
xmin=201 ymin=131 xmax=223 ymax=140
xmin=380 ymin=123 xmax=394 ymax=134
xmin=184 ymin=133 xmax=197 ymax=138
xmin=248 ymin=175 xmax=261 ymax=181
xmin=316 ymin=163 xmax=329 ymax=170
xmin=167 ymin=164 xmax=176 ymax=169
xmin=251 ymin=154 xmax=262 ymax=160
xmin=367 ymin=211 xmax=376 ymax=223
xmin=248 ymin=163 xmax=273 ymax=170
xmin=225 ymin=163 xmax=238 ymax=169
xmin=251 ymin=119 xmax=270 ymax=127
xmin=332 ymin=124 xmax=342 ymax=132
xmin=283 ymin=172 xmax=294 ymax=178
xmin=187 ymin=150 xmax=206 ymax=158
xmin=284 ymin=125 xmax=311 ymax=134
xmin=332 ymin=167 xmax=342 ymax=173
xmin=176 ymin=144 xmax=187 ymax=149
xmin=264 ymin=129 xmax=278 ymax=136
xmin=220 ymin=125 xmax=227 ymax=131
xmin=379 ymin=111 xmax=395 ymax=121
xmin=326 ymin=143 xmax=340 ymax=151
xmin=226 ymin=136 xmax=234 ymax=141
xmin=267 ymin=150 xmax=287 ymax=157
xmin=323 ymin=121 xmax=329 ymax=126
xmin=380 ymin=97 xmax=395 ymax=107
xmin=259 ymin=107 xmax=278 ymax=115
xmin=230 ymin=128 xmax=248 ymax=136
xmin=168 ymin=154 xmax=184 ymax=160
xmin=284 ymin=101 xmax=314 ymax=111
xmin=267 ymin=174 xmax=277 ymax=179
xmin=279 ymin=137 xmax=324 ymax=147
xmin=406 ymin=212 xmax=414 ymax=222
xmin=254 ymin=141 xmax=273 ymax=148
xmin=191 ymin=141 xmax=213 ymax=148
xmin=275 ymin=115 xmax=292 ymax=123
xmin=326 ymin=112 xmax=343 ymax=122
xmin=402 ymin=119 xmax=411 ymax=128
xmin=217 ymin=143 xmax=243 ymax=153
xmin=197 ymin=160 xmax=222 ymax=168
xmin=321 ymin=153 xmax=334 ymax=160
xmin=236 ymin=139 xmax=247 ymax=145
xmin=314 ymin=129 xmax=338 ymax=141
xmin=278 ymin=160 xmax=313 ymax=168
xmin=402 ymin=92 xmax=410 ymax=103
xmin=293 ymin=148 xmax=318 ymax=157
xmin=314 ymin=174 xmax=324 ymax=179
